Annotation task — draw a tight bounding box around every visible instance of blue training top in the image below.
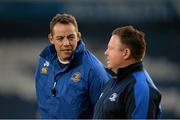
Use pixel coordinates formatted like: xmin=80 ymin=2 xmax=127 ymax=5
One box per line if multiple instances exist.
xmin=35 ymin=40 xmax=111 ymax=119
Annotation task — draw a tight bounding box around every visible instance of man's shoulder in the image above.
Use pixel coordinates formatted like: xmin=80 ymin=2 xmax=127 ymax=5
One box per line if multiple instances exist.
xmin=82 ymin=50 xmax=102 ymax=65
xmin=39 ymin=44 xmax=56 ymax=60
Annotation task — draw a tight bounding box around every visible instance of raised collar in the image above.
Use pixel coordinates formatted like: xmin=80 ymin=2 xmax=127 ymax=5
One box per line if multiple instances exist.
xmin=117 ymin=61 xmax=143 ymax=80
xmin=39 ymin=39 xmax=86 ymax=62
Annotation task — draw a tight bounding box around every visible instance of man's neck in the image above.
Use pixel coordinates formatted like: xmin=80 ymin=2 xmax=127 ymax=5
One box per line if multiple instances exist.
xmin=58 ymin=57 xmax=70 ymax=64
xmin=113 ymin=59 xmax=137 ymax=74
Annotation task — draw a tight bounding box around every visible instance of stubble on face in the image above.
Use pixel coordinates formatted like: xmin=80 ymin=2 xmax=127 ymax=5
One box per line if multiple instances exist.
xmin=52 ymin=23 xmax=79 ymax=61
xmin=105 ymin=35 xmax=124 ymax=72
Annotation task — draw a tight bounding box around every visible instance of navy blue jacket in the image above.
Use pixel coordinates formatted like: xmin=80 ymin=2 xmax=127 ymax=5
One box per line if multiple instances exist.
xmin=93 ymin=62 xmax=162 ymax=119
xmin=35 ymin=40 xmax=110 ymax=119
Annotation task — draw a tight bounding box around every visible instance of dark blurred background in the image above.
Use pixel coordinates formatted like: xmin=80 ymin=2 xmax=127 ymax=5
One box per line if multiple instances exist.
xmin=0 ymin=0 xmax=180 ymax=118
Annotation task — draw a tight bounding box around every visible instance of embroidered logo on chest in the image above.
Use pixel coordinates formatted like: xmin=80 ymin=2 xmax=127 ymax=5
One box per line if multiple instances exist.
xmin=71 ymin=72 xmax=81 ymax=82
xmin=109 ymin=93 xmax=118 ymax=102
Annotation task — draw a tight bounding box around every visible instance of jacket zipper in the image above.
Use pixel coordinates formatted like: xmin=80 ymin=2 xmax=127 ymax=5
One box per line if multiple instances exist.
xmin=51 ymin=81 xmax=57 ymax=97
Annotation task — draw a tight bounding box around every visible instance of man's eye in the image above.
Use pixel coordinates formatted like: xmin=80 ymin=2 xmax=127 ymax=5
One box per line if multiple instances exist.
xmin=57 ymin=37 xmax=64 ymax=41
xmin=68 ymin=36 xmax=75 ymax=41
xmin=68 ymin=36 xmax=75 ymax=40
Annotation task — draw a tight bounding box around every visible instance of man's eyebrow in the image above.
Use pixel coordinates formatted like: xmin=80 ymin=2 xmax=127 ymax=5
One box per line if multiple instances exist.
xmin=56 ymin=36 xmax=64 ymax=38
xmin=67 ymin=34 xmax=76 ymax=36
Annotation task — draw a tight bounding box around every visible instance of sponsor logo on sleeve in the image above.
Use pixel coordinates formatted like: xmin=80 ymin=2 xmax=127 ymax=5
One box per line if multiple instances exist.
xmin=41 ymin=61 xmax=49 ymax=74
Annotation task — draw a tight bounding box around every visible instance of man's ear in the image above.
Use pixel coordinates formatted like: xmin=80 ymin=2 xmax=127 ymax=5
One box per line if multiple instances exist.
xmin=48 ymin=33 xmax=53 ymax=44
xmin=77 ymin=32 xmax=81 ymax=41
xmin=123 ymin=48 xmax=131 ymax=60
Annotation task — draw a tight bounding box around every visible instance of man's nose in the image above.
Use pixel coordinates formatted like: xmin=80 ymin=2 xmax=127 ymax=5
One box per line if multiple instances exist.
xmin=63 ymin=38 xmax=70 ymax=46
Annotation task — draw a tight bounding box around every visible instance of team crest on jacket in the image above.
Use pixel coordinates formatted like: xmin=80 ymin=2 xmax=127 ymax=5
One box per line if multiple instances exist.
xmin=71 ymin=72 xmax=81 ymax=82
xmin=41 ymin=60 xmax=49 ymax=74
xmin=109 ymin=93 xmax=118 ymax=102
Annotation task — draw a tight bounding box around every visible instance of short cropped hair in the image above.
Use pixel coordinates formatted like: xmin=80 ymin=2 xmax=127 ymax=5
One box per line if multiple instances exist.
xmin=50 ymin=13 xmax=79 ymax=35
xmin=112 ymin=26 xmax=146 ymax=61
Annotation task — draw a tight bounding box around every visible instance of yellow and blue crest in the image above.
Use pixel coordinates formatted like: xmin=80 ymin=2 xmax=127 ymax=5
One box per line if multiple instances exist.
xmin=41 ymin=60 xmax=49 ymax=74
xmin=71 ymin=72 xmax=81 ymax=82
xmin=41 ymin=67 xmax=48 ymax=74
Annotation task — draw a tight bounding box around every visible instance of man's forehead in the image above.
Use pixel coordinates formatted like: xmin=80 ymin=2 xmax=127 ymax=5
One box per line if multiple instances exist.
xmin=53 ymin=30 xmax=77 ymax=37
xmin=108 ymin=35 xmax=123 ymax=49
xmin=56 ymin=33 xmax=76 ymax=37
xmin=109 ymin=35 xmax=119 ymax=44
xmin=53 ymin=23 xmax=76 ymax=31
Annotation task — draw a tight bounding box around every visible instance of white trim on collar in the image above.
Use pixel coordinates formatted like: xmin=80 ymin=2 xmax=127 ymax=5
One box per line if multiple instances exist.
xmin=58 ymin=57 xmax=70 ymax=64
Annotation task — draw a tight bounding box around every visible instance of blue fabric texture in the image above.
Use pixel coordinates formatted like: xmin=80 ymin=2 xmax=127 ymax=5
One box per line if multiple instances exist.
xmin=35 ymin=40 xmax=111 ymax=119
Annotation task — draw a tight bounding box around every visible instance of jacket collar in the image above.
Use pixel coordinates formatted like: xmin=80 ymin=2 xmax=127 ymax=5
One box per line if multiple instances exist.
xmin=39 ymin=39 xmax=86 ymax=62
xmin=117 ymin=61 xmax=143 ymax=80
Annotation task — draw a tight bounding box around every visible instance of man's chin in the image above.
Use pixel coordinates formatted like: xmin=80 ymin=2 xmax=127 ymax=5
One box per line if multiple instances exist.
xmin=106 ymin=64 xmax=111 ymax=69
xmin=62 ymin=53 xmax=72 ymax=58
xmin=63 ymin=56 xmax=71 ymax=60
xmin=57 ymin=55 xmax=71 ymax=61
